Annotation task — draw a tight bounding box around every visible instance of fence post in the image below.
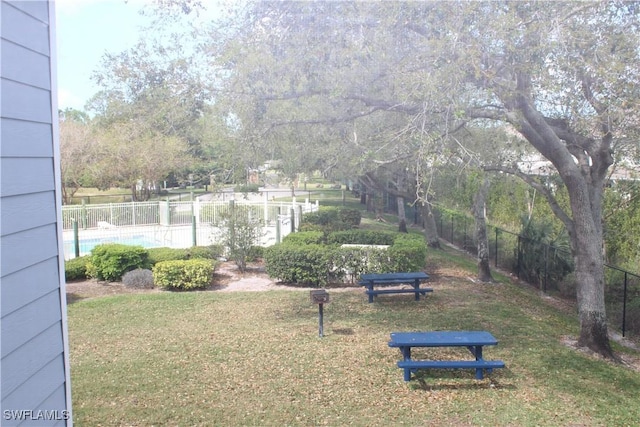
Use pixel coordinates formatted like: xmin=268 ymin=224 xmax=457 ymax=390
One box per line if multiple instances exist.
xmin=73 ymin=219 xmax=80 ymax=258
xmin=166 ymin=198 xmax=171 ymax=225
xmin=463 ymin=216 xmax=467 ymax=250
xmin=494 ymin=228 xmax=499 ymax=267
xmin=516 ymin=236 xmax=522 ymax=279
xmin=622 ymin=271 xmax=628 ymax=337
xmin=192 ymin=215 xmax=197 ymax=247
xmin=450 ymin=214 xmax=454 ymax=243
xmin=290 ymin=207 xmax=295 ymax=233
xmin=81 ymin=199 xmax=87 ymax=230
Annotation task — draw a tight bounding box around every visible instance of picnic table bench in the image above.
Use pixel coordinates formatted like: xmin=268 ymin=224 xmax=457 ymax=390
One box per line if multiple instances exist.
xmin=359 ymin=272 xmax=431 ymax=303
xmin=388 ymin=331 xmax=505 ymax=381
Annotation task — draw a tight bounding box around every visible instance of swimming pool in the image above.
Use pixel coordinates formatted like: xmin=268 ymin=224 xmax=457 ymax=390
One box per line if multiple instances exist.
xmin=64 ymin=235 xmax=161 ymax=258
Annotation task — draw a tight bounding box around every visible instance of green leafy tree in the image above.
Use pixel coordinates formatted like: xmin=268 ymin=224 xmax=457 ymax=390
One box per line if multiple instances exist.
xmin=213 ymin=203 xmax=264 ymax=273
xmin=157 ymin=0 xmax=640 ymax=357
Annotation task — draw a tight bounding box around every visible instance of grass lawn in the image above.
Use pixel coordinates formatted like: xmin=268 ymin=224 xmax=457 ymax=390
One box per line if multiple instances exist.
xmin=68 ymin=246 xmax=640 ymax=426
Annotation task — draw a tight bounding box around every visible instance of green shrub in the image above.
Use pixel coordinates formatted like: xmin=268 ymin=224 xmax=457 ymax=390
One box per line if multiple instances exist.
xmin=330 ymin=246 xmax=391 ymax=283
xmin=89 ymin=244 xmax=149 ymax=282
xmin=302 ymin=208 xmax=339 ymax=227
xmin=282 ymin=231 xmax=325 ymax=245
xmin=327 ymin=230 xmax=395 ymax=245
xmin=187 ymin=245 xmax=224 ymax=260
xmin=153 ymin=259 xmax=217 ymax=290
xmin=247 ymin=245 xmax=265 ymax=261
xmin=65 ymin=256 xmax=90 ymax=281
xmin=147 ymin=247 xmax=188 ymax=265
xmin=337 ymin=208 xmax=361 ymax=228
xmin=266 ymin=230 xmax=427 ymax=285
xmin=387 ymin=234 xmax=427 ymax=271
xmin=264 ymin=244 xmax=331 ymax=286
xmin=301 ymin=207 xmax=359 ymax=231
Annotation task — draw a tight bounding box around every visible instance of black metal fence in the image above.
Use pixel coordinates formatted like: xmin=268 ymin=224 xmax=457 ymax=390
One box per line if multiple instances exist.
xmin=431 ymin=207 xmax=640 ymax=339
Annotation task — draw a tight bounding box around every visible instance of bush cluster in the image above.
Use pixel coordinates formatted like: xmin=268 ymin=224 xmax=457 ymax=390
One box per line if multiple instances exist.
xmin=65 ymin=256 xmax=90 ymax=281
xmin=300 ymin=207 xmax=361 ymax=231
xmin=264 ymin=244 xmax=330 ymax=286
xmin=265 ymin=230 xmax=427 ymax=286
xmin=65 ymin=244 xmax=223 ymax=282
xmin=87 ymin=244 xmax=149 ymax=282
xmin=147 ymin=245 xmax=223 ymax=265
xmin=153 ymin=259 xmax=217 ymax=290
xmin=326 ymin=230 xmax=395 ymax=245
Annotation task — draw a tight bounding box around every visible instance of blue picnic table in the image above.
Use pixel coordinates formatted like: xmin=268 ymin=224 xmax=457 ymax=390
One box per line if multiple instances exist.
xmin=359 ymin=272 xmax=431 ymax=303
xmin=388 ymin=331 xmax=505 ymax=381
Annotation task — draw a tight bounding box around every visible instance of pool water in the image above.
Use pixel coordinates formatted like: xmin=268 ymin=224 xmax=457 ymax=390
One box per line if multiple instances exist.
xmin=64 ymin=235 xmax=161 ymax=258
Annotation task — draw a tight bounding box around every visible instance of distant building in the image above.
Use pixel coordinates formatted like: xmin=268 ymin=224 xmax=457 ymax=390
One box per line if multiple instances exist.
xmin=1 ymin=1 xmax=73 ymax=425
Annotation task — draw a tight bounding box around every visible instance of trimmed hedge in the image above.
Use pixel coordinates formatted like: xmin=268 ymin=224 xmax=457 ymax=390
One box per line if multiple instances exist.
xmin=388 ymin=233 xmax=428 ymax=272
xmin=65 ymin=256 xmax=90 ymax=281
xmin=87 ymin=244 xmax=149 ymax=282
xmin=153 ymin=259 xmax=217 ymax=290
xmin=301 ymin=207 xmax=361 ymax=231
xmin=147 ymin=245 xmax=223 ymax=265
xmin=264 ymin=244 xmax=330 ymax=286
xmin=327 ymin=230 xmax=395 ymax=245
xmin=282 ymin=231 xmax=325 ymax=245
xmin=265 ymin=230 xmax=427 ymax=286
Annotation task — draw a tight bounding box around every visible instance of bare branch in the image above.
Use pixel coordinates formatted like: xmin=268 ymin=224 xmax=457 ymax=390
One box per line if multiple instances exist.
xmin=483 ymin=164 xmax=574 ymax=234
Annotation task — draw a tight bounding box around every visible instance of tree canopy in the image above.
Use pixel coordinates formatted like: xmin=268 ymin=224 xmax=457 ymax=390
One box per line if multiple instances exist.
xmin=203 ymin=0 xmax=640 ymax=357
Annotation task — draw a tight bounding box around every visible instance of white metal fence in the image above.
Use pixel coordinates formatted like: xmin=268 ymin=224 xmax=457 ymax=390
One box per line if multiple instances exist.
xmin=62 ymin=197 xmax=318 ymax=259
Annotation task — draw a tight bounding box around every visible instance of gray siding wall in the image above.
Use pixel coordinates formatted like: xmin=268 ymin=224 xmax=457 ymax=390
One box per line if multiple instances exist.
xmin=1 ymin=1 xmax=72 ymax=426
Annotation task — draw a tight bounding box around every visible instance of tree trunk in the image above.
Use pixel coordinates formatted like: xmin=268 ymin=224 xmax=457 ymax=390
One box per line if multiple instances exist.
xmin=397 ymin=196 xmax=407 ymax=231
xmin=473 ymin=178 xmax=493 ymax=283
xmin=569 ymin=182 xmax=613 ymax=357
xmin=421 ymin=202 xmax=441 ymax=248
xmin=397 ymin=196 xmax=406 ymax=222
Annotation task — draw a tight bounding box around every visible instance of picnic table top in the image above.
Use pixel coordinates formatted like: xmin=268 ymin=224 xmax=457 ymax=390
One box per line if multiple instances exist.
xmin=388 ymin=331 xmax=498 ymax=348
xmin=360 ymin=272 xmax=429 ymax=281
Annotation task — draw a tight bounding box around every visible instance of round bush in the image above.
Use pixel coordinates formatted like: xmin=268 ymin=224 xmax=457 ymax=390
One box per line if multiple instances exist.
xmin=89 ymin=244 xmax=149 ymax=282
xmin=153 ymin=259 xmax=217 ymax=291
xmin=65 ymin=256 xmax=90 ymax=281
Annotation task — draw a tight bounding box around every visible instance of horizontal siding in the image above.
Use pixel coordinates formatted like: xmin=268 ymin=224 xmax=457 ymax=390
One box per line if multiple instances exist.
xmin=0 ymin=224 xmax=59 ymax=276
xmin=37 ymin=385 xmax=71 ymax=427
xmin=0 ymin=158 xmax=55 ymax=198
xmin=1 ymin=78 xmax=53 ymax=123
xmin=1 ymin=258 xmax=61 ymax=316
xmin=7 ymin=0 xmax=49 ymax=23
xmin=0 ymin=118 xmax=53 ymax=157
xmin=2 ymin=290 xmax=62 ymax=358
xmin=1 ymin=323 xmax=64 ymax=397
xmin=1 ymin=38 xmax=51 ymax=89
xmin=1 ymin=192 xmax=57 ymax=235
xmin=0 ymin=1 xmax=49 ymax=54
xmin=2 ymin=1 xmax=70 ymax=423
xmin=1 ymin=355 xmax=66 ymax=420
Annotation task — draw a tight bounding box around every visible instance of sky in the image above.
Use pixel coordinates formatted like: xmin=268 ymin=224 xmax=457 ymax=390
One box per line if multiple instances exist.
xmin=55 ymin=0 xmax=155 ymax=111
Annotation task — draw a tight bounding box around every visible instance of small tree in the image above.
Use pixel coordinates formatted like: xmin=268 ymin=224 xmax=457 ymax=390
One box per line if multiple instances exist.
xmin=213 ymin=203 xmax=264 ymax=272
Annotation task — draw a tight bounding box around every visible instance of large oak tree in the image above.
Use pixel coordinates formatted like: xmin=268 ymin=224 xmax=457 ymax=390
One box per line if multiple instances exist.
xmin=205 ymin=1 xmax=640 ymax=357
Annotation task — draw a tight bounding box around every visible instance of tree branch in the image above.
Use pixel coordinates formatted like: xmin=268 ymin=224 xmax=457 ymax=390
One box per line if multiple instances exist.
xmin=483 ymin=164 xmax=574 ymax=234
